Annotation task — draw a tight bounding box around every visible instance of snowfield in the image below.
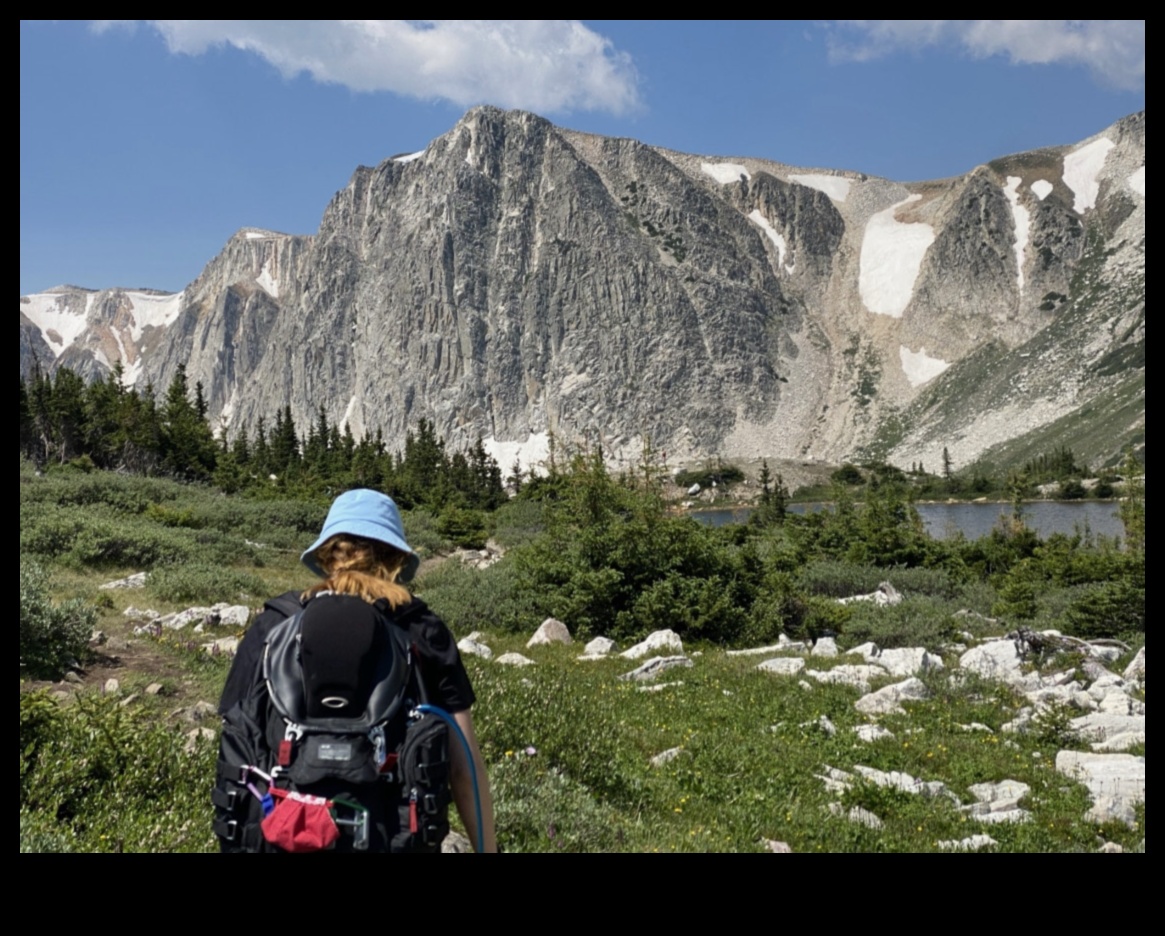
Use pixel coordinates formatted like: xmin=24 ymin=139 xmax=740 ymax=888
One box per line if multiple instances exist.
xmin=1128 ymin=165 xmax=1145 ymax=197
xmin=701 ymin=162 xmax=750 ymax=184
xmin=788 ymin=173 xmax=851 ymax=203
xmin=484 ymin=431 xmax=551 ymax=476
xmin=125 ymin=290 xmax=183 ymax=342
xmin=22 ymin=292 xmax=90 ymax=357
xmin=858 ymin=194 xmax=935 ymax=318
xmin=899 ymin=345 xmax=950 ymax=387
xmin=393 ymin=151 xmax=425 ymax=163
xmin=747 ymin=209 xmax=793 ymax=272
xmin=1031 ymin=179 xmax=1054 ymax=201
xmin=1002 ymin=177 xmax=1029 ymax=292
xmin=1062 ymin=137 xmax=1114 ymax=213
xmin=255 ymin=263 xmax=279 ymax=298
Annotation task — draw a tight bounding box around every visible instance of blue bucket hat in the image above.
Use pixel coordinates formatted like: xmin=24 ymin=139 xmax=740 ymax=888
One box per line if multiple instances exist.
xmin=301 ymin=489 xmax=419 ymax=582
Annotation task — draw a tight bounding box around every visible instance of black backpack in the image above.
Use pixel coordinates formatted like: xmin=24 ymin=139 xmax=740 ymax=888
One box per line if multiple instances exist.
xmin=213 ymin=592 xmax=452 ymax=852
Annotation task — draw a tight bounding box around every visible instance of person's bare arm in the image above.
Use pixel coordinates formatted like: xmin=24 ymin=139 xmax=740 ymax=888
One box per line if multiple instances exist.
xmin=449 ymin=709 xmax=497 ymax=852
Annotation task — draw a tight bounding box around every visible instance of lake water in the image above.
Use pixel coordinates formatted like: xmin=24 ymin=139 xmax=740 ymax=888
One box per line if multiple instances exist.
xmin=690 ymin=501 xmax=1127 ymax=541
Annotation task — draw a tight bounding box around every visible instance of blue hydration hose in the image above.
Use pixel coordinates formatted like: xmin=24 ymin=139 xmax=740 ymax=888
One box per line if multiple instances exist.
xmin=415 ymin=704 xmax=484 ymax=853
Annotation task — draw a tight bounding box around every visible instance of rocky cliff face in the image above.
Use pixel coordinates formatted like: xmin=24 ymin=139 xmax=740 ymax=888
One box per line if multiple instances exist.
xmin=20 ymin=108 xmax=1145 ymax=471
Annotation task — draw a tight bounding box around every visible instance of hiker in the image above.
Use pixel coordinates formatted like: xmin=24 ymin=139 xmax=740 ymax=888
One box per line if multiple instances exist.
xmin=215 ymin=488 xmax=496 ymax=853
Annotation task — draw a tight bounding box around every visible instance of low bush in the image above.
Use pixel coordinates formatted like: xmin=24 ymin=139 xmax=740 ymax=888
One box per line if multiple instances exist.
xmin=418 ymin=557 xmax=545 ymax=635
xmin=402 ymin=508 xmax=450 ymax=558
xmin=840 ymin=596 xmax=959 ymax=651
xmin=1062 ymin=579 xmax=1145 ymax=641
xmin=437 ymin=505 xmax=490 ymax=550
xmin=674 ymin=465 xmax=745 ymax=489
xmin=149 ymin=563 xmax=267 ymax=604
xmin=797 ymin=560 xmax=956 ymax=600
xmin=20 ymin=561 xmax=97 ymax=679
xmin=19 ymin=691 xmax=216 ymax=853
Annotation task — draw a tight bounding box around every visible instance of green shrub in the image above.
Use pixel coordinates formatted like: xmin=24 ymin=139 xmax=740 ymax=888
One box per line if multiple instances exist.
xmin=830 ymin=463 xmax=864 ymax=485
xmin=491 ymin=757 xmax=620 ymax=853
xmin=1062 ymin=579 xmax=1145 ymax=641
xmin=402 ymin=508 xmax=450 ymax=557
xmin=797 ymin=560 xmax=956 ymax=599
xmin=149 ymin=563 xmax=267 ymax=604
xmin=418 ymin=558 xmax=545 ymax=634
xmin=20 ymin=561 xmax=97 ymax=678
xmin=19 ymin=691 xmax=217 ymax=853
xmin=490 ymin=498 xmax=546 ymax=549
xmin=674 ymin=465 xmax=745 ymax=489
xmin=840 ymin=596 xmax=959 ymax=651
xmin=437 ymin=506 xmax=490 ymax=550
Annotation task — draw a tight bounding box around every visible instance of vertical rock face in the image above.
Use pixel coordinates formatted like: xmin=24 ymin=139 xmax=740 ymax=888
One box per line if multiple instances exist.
xmin=20 ymin=108 xmax=1145 ymax=470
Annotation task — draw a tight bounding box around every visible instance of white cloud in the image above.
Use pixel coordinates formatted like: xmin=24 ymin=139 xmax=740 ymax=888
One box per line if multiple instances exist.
xmin=827 ymin=20 xmax=1145 ymax=91
xmin=92 ymin=20 xmax=641 ymax=115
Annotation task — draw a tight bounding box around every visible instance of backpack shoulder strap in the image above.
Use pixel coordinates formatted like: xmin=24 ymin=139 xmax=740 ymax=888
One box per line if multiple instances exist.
xmin=264 ymin=591 xmax=306 ymax=620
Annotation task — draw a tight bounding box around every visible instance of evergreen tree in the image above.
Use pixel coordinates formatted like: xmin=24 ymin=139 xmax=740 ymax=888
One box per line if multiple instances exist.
xmin=85 ymin=364 xmax=127 ymax=468
xmin=162 ymin=364 xmax=217 ymax=479
xmin=19 ymin=377 xmax=34 ymax=459
xmin=27 ymin=366 xmax=55 ymax=465
xmin=51 ymin=368 xmax=88 ymax=463
xmin=252 ymin=416 xmax=270 ymax=477
xmin=270 ymin=405 xmax=300 ymax=474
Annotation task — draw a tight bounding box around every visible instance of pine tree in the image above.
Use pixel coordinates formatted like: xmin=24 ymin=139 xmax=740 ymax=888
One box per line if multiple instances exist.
xmin=19 ymin=377 xmax=34 ymax=459
xmin=270 ymin=405 xmax=300 ymax=474
xmin=51 ymin=367 xmax=88 ymax=463
xmin=162 ymin=364 xmax=217 ymax=479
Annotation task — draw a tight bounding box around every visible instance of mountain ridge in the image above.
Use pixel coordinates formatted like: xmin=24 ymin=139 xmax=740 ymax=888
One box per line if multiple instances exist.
xmin=19 ymin=107 xmax=1145 ymax=472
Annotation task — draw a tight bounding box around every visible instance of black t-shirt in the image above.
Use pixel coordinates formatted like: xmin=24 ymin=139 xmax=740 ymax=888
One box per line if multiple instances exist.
xmin=218 ymin=592 xmax=475 ymax=716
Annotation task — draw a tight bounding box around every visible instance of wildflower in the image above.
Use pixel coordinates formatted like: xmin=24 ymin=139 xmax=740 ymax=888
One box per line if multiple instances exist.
xmin=525 ymin=746 xmax=537 ymax=756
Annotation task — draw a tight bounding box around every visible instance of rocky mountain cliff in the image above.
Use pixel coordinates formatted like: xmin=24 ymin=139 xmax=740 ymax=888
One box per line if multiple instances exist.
xmin=19 ymin=108 xmax=1145 ymax=472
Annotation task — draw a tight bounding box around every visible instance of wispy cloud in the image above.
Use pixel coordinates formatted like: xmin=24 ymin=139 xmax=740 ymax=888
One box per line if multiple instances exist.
xmin=92 ymin=20 xmax=642 ymax=115
xmin=826 ymin=20 xmax=1145 ymax=91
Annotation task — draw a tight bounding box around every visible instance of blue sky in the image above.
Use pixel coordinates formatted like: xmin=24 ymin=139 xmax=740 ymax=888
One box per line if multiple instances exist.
xmin=20 ymin=20 xmax=1144 ymax=297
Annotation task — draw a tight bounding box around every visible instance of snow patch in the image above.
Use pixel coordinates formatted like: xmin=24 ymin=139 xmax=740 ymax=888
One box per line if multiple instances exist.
xmin=122 ymin=357 xmax=144 ymax=387
xmin=483 ymin=432 xmax=551 ymax=476
xmin=21 ymin=293 xmax=90 ymax=358
xmin=858 ymin=194 xmax=935 ymax=318
xmin=1002 ymin=177 xmax=1029 ymax=292
xmin=126 ymin=291 xmax=183 ymax=342
xmin=1128 ymin=165 xmax=1145 ymax=197
xmin=255 ymin=263 xmax=279 ymax=299
xmin=219 ymin=390 xmax=237 ymax=427
xmin=701 ymin=162 xmax=750 ymax=184
xmin=1062 ymin=137 xmax=1114 ymax=213
xmin=393 ymin=150 xmax=425 ymax=163
xmin=244 ymin=229 xmax=277 ymax=240
xmin=788 ymin=173 xmax=851 ymax=203
xmin=899 ymin=346 xmax=950 ymax=387
xmin=1031 ymin=179 xmax=1053 ymax=201
xmin=747 ymin=210 xmax=794 ymax=273
xmin=340 ymin=394 xmax=359 ymax=429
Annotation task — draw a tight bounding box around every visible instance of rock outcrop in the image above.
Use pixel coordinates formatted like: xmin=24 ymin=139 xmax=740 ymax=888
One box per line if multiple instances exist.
xmin=21 ymin=109 xmax=1145 ymax=470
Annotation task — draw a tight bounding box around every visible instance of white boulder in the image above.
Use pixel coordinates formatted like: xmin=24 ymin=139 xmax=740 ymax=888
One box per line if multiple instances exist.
xmin=457 ymin=637 xmax=493 ymax=660
xmin=495 ymin=652 xmax=535 ymax=667
xmin=1056 ymin=751 xmax=1145 ymax=828
xmin=854 ymin=676 xmax=929 ymax=715
xmin=756 ymin=657 xmax=806 ymax=676
xmin=620 ymin=655 xmax=693 ymax=682
xmin=959 ymin=639 xmax=1026 ymax=685
xmin=527 ymin=617 xmax=572 ymax=647
xmin=621 ymin=629 xmax=683 ymax=660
